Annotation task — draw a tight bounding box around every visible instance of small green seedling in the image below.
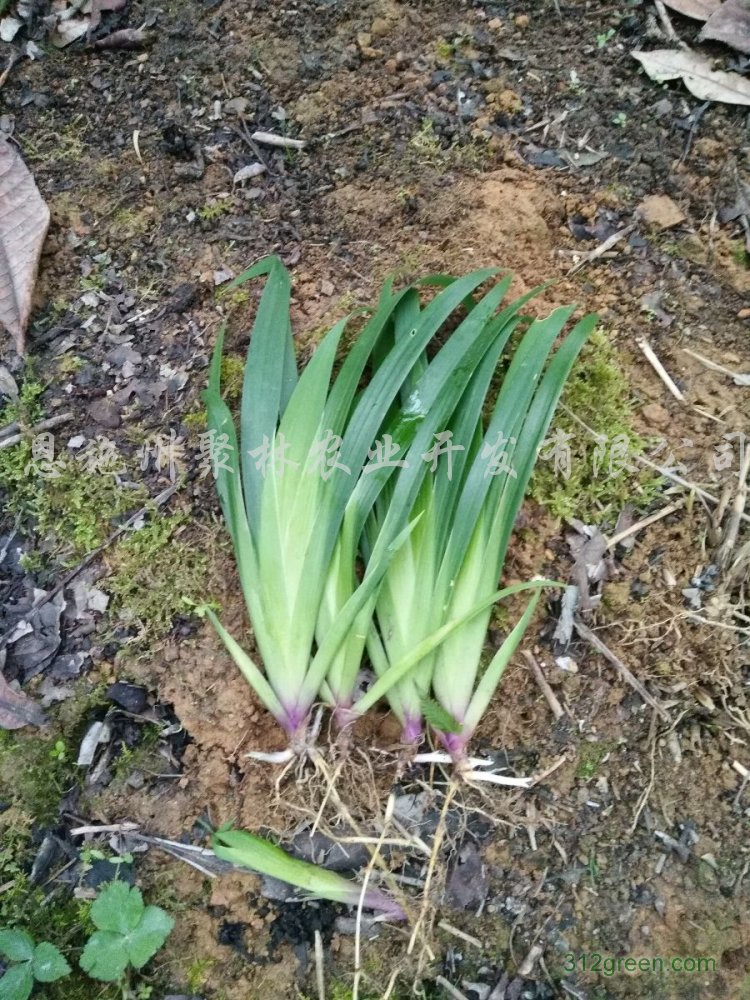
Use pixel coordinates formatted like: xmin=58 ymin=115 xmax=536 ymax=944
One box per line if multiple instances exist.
xmin=0 ymin=930 xmax=71 ymax=1000
xmin=79 ymin=881 xmax=174 ymax=983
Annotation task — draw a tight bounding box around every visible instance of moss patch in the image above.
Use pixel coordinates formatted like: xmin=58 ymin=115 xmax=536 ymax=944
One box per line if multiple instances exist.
xmin=530 ymin=329 xmax=658 ymax=522
xmin=0 ymin=379 xmax=146 ymax=562
xmin=105 ymin=513 xmax=211 ymax=646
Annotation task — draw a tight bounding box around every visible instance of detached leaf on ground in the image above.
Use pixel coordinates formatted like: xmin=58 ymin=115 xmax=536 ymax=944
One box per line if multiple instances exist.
xmin=633 ymin=47 xmax=750 ymax=105
xmin=0 ymin=138 xmax=50 ymax=354
xmin=89 ymin=0 xmax=127 ymax=34
xmin=0 ymin=668 xmax=46 ymax=730
xmin=699 ymin=0 xmax=750 ymax=55
xmin=661 ymin=0 xmax=721 ymax=20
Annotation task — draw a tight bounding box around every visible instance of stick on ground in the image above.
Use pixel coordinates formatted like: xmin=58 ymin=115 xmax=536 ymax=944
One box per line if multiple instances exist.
xmin=522 ymin=650 xmax=565 ymax=720
xmin=574 ymin=618 xmax=669 ymax=721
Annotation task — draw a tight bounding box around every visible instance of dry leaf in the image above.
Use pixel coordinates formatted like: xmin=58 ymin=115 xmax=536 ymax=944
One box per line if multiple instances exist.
xmin=633 ymin=48 xmax=750 ymax=105
xmin=661 ymin=0 xmax=722 ymax=20
xmin=88 ymin=0 xmax=127 ymax=35
xmin=93 ymin=26 xmax=148 ymax=48
xmin=699 ymin=0 xmax=750 ymax=55
xmin=50 ymin=16 xmax=89 ymax=46
xmin=0 ymin=670 xmax=46 ymax=729
xmin=0 ymin=139 xmax=50 ymax=354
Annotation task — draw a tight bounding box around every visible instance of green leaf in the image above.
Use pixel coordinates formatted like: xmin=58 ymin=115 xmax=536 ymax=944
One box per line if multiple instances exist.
xmin=212 ymin=829 xmax=403 ymax=919
xmin=420 ymin=699 xmax=461 ymax=733
xmin=124 ymin=906 xmax=174 ymax=970
xmin=0 ymin=932 xmax=33 ymax=964
xmin=80 ymin=931 xmax=129 ymax=982
xmin=0 ymin=963 xmax=34 ymax=1000
xmin=90 ymin=881 xmax=145 ymax=934
xmin=31 ymin=942 xmax=71 ymax=983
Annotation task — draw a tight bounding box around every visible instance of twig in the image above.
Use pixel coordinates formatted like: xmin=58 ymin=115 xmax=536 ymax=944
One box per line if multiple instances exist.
xmin=0 ymin=50 xmax=20 ymax=90
xmin=637 ymin=455 xmax=750 ymax=525
xmin=522 ymin=651 xmax=565 ymax=720
xmin=408 ymin=783 xmax=456 ymax=955
xmin=654 ymin=0 xmax=680 ymax=43
xmin=605 ymin=502 xmax=682 ymax=549
xmin=629 ymin=709 xmax=658 ymax=835
xmin=567 ymin=224 xmax=634 ymax=275
xmin=0 ymin=412 xmax=74 ymax=449
xmin=574 ymin=618 xmax=669 ymax=721
xmin=715 ymin=446 xmax=750 ymax=570
xmin=314 ymin=929 xmax=325 ymax=1000
xmin=518 ymin=943 xmax=544 ymax=977
xmin=435 ymin=977 xmax=470 ymax=1000
xmin=682 ymin=347 xmax=750 ymax=386
xmin=636 ymin=338 xmax=685 ymax=401
xmin=353 ymin=793 xmax=394 ymax=1000
xmin=251 ymin=130 xmax=305 ymax=150
xmin=70 ymin=822 xmax=140 ymax=836
xmin=437 ymin=921 xmax=482 ymax=950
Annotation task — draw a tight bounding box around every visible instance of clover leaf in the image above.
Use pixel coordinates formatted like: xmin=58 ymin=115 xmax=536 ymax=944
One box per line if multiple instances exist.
xmin=80 ymin=881 xmax=174 ymax=982
xmin=0 ymin=931 xmax=70 ymax=1000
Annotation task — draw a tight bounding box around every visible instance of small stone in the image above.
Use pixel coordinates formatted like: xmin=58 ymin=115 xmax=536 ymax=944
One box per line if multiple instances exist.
xmin=224 ymin=96 xmax=249 ymax=115
xmin=87 ymin=397 xmax=121 ymax=429
xmin=320 ymin=279 xmax=334 ymax=296
xmin=488 ymin=16 xmax=503 ymax=29
xmin=370 ymin=16 xmax=391 ymax=37
xmin=637 ymin=194 xmax=686 ymax=231
xmin=738 ymin=307 xmax=750 ymax=320
xmin=514 ymin=13 xmax=530 ymax=27
xmin=357 ymin=31 xmax=372 ymax=48
xmin=641 ymin=402 xmax=670 ymax=430
xmin=107 ymin=682 xmax=149 ymax=713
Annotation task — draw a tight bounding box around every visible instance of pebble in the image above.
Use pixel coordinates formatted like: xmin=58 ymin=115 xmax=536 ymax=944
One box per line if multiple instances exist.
xmin=87 ymin=396 xmax=121 ymax=429
xmin=370 ymin=16 xmax=391 ymax=37
xmin=641 ymin=402 xmax=670 ymax=430
xmin=514 ymin=13 xmax=530 ymax=27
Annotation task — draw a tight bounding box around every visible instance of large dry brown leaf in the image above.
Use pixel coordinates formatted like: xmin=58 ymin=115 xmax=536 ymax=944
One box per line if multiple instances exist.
xmin=0 ymin=138 xmax=50 ymax=354
xmin=661 ymin=0 xmax=722 ymax=20
xmin=699 ymin=0 xmax=750 ymax=55
xmin=633 ymin=47 xmax=750 ymax=104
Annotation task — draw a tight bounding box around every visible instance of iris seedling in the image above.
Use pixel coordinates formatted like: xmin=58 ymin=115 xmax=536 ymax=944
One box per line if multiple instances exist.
xmin=202 ymin=257 xmax=516 ymax=752
xmin=353 ymin=290 xmax=597 ymax=773
xmin=203 ymin=257 xmax=596 ymax=773
xmin=212 ymin=828 xmax=404 ymax=920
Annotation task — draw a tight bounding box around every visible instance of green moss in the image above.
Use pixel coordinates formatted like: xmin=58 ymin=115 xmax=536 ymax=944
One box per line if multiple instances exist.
xmin=530 ymin=329 xmax=658 ymax=522
xmin=182 ymin=408 xmax=208 ymax=433
xmin=0 ymin=731 xmax=81 ymax=824
xmin=106 ymin=513 xmax=210 ymax=645
xmin=198 ymin=198 xmax=234 ymax=222
xmin=219 ymin=355 xmax=245 ymax=401
xmin=57 ymin=354 xmax=87 ymax=375
xmin=409 ymin=119 xmax=443 ymax=162
xmin=0 ymin=382 xmax=147 ymax=562
xmin=576 ymin=740 xmax=614 ymax=780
